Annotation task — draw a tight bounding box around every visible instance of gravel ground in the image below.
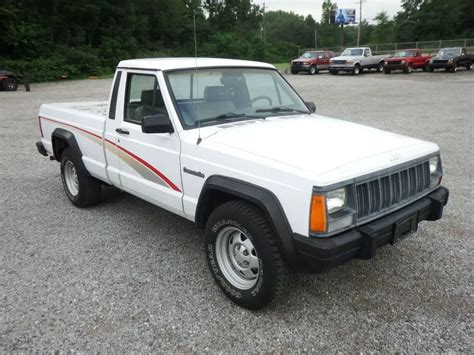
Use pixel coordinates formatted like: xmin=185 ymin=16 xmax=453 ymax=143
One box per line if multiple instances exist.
xmin=1 ymin=69 xmax=473 ymax=352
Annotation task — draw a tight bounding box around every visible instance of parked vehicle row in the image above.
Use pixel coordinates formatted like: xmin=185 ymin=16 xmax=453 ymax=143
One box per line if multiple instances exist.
xmin=290 ymin=47 xmax=473 ymax=75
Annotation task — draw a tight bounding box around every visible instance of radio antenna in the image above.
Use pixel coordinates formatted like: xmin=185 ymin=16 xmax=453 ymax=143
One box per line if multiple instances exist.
xmin=194 ymin=8 xmax=202 ymax=145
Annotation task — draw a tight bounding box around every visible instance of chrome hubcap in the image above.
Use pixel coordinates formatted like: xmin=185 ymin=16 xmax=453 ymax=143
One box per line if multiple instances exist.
xmin=215 ymin=226 xmax=260 ymax=290
xmin=64 ymin=160 xmax=79 ymax=196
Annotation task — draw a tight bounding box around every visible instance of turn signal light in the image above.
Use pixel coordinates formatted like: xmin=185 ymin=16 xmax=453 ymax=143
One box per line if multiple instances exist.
xmin=310 ymin=194 xmax=327 ymax=233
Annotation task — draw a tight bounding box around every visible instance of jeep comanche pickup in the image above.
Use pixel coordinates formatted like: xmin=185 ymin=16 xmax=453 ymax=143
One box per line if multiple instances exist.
xmin=36 ymin=58 xmax=449 ymax=309
xmin=329 ymin=47 xmax=387 ymax=75
xmin=383 ymin=49 xmax=431 ymax=74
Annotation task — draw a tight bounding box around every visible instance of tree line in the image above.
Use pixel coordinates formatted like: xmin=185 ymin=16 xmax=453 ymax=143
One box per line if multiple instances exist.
xmin=0 ymin=0 xmax=472 ymax=82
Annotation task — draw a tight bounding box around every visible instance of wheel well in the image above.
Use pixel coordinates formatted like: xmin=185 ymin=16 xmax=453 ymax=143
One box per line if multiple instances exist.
xmin=196 ymin=189 xmax=241 ymax=228
xmin=52 ymin=136 xmax=69 ymax=160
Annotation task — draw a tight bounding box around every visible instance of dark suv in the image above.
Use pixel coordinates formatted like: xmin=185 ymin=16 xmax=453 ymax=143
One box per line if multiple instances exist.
xmin=428 ymin=47 xmax=473 ymax=72
xmin=291 ymin=50 xmax=336 ymax=75
xmin=0 ymin=69 xmax=19 ymax=91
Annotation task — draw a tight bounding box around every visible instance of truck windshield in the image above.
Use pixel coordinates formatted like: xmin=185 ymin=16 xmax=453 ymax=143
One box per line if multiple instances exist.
xmin=166 ymin=68 xmax=310 ymax=128
xmin=393 ymin=50 xmax=416 ymax=57
xmin=437 ymin=48 xmax=461 ymax=57
xmin=341 ymin=48 xmax=363 ymax=56
xmin=301 ymin=52 xmax=319 ymax=58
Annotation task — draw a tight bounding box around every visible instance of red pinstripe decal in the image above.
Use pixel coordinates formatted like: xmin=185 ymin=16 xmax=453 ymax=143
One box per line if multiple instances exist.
xmin=40 ymin=116 xmax=182 ymax=192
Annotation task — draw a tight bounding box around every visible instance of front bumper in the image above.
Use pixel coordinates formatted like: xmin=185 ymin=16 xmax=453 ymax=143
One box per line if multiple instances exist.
xmin=293 ymin=186 xmax=449 ymax=273
xmin=384 ymin=63 xmax=408 ymax=70
xmin=329 ymin=65 xmax=355 ymax=72
xmin=429 ymin=63 xmax=453 ymax=69
xmin=291 ymin=63 xmax=311 ymax=71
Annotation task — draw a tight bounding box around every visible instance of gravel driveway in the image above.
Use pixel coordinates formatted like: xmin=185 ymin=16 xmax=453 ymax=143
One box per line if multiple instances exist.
xmin=1 ymin=69 xmax=472 ymax=352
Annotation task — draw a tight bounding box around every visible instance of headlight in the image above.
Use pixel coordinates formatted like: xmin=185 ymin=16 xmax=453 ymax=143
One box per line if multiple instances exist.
xmin=429 ymin=59 xmax=433 ymax=63
xmin=346 ymin=60 xmax=353 ymax=64
xmin=448 ymin=59 xmax=453 ymax=64
xmin=384 ymin=61 xmax=388 ymax=65
xmin=310 ymin=187 xmax=353 ymax=235
xmin=429 ymin=156 xmax=442 ymax=188
xmin=401 ymin=60 xmax=406 ymax=64
xmin=326 ymin=188 xmax=346 ymax=214
xmin=429 ymin=156 xmax=439 ymax=174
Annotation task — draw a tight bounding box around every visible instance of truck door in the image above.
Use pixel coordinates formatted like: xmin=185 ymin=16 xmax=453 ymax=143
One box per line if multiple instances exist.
xmin=104 ymin=70 xmax=124 ymax=187
xmin=114 ymin=70 xmax=184 ymax=215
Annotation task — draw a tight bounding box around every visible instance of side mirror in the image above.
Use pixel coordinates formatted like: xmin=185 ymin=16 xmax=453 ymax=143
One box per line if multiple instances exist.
xmin=305 ymin=101 xmax=316 ymax=113
xmin=142 ymin=114 xmax=174 ymax=134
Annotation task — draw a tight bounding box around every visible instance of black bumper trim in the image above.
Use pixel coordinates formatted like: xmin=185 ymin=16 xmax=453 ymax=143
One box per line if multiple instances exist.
xmin=293 ymin=186 xmax=449 ymax=273
xmin=36 ymin=141 xmax=48 ymax=156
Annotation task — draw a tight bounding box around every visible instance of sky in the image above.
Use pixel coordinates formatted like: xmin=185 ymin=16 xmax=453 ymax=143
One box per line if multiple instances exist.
xmin=254 ymin=0 xmax=403 ymax=24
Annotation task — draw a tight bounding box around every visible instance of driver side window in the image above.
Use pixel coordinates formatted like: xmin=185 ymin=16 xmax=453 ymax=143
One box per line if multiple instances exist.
xmin=124 ymin=73 xmax=168 ymax=124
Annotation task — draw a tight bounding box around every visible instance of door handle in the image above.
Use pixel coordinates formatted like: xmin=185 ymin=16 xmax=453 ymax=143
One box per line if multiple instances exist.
xmin=116 ymin=128 xmax=129 ymax=135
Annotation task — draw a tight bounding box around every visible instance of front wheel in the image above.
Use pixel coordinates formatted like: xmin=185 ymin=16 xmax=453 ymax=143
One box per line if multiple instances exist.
xmin=383 ymin=68 xmax=391 ymax=74
xmin=377 ymin=62 xmax=384 ymax=72
xmin=428 ymin=66 xmax=434 ymax=72
xmin=309 ymin=65 xmax=318 ymax=75
xmin=291 ymin=69 xmax=298 ymax=75
xmin=3 ymin=78 xmax=18 ymax=91
xmin=60 ymin=148 xmax=102 ymax=207
xmin=404 ymin=64 xmax=413 ymax=74
xmin=205 ymin=200 xmax=288 ymax=309
xmin=352 ymin=64 xmax=361 ymax=75
xmin=330 ymin=69 xmax=338 ymax=75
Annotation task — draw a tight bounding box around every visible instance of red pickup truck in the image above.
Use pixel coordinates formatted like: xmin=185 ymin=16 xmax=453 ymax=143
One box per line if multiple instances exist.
xmin=383 ymin=49 xmax=431 ymax=74
xmin=291 ymin=50 xmax=336 ymax=75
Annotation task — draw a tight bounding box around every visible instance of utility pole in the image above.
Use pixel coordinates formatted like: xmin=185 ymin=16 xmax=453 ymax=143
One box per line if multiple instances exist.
xmin=357 ymin=0 xmax=362 ymax=46
xmin=314 ymin=28 xmax=317 ymax=49
xmin=262 ymin=0 xmax=266 ymax=43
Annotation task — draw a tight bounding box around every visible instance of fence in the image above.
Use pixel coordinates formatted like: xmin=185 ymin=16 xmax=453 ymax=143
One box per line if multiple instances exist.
xmin=299 ymin=38 xmax=474 ymax=56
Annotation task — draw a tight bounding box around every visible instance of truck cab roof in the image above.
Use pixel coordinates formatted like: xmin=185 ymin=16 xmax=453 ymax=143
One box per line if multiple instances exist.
xmin=118 ymin=57 xmax=275 ymax=71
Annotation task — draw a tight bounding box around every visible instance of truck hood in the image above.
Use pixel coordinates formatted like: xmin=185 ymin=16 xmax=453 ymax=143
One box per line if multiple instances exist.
xmin=204 ymin=115 xmax=437 ymax=179
xmin=331 ymin=55 xmax=360 ymax=61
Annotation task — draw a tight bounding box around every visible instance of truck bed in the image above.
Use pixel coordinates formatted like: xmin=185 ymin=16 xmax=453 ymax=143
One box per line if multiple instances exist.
xmin=39 ymin=101 xmax=110 ymax=183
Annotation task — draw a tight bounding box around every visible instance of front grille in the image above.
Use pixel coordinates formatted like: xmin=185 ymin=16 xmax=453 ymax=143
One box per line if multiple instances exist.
xmin=356 ymin=161 xmax=431 ymax=220
xmin=332 ymin=60 xmax=346 ymax=65
xmin=387 ymin=60 xmax=402 ymax=65
xmin=433 ymin=59 xmax=448 ymax=64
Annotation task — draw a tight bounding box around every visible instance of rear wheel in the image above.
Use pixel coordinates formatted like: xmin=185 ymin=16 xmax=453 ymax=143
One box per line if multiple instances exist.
xmin=3 ymin=78 xmax=18 ymax=91
xmin=467 ymin=63 xmax=472 ymax=71
xmin=377 ymin=62 xmax=384 ymax=72
xmin=205 ymin=200 xmax=288 ymax=309
xmin=60 ymin=148 xmax=102 ymax=207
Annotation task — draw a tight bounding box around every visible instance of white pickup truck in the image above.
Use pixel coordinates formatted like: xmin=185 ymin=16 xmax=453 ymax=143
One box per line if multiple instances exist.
xmin=36 ymin=58 xmax=448 ymax=309
xmin=329 ymin=47 xmax=387 ymax=75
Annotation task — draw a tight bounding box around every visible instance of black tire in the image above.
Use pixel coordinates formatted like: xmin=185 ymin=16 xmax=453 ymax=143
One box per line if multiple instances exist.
xmin=291 ymin=69 xmax=298 ymax=75
xmin=404 ymin=64 xmax=413 ymax=74
xmin=204 ymin=200 xmax=288 ymax=309
xmin=330 ymin=70 xmax=338 ymax=75
xmin=383 ymin=68 xmax=391 ymax=74
xmin=60 ymin=148 xmax=102 ymax=207
xmin=377 ymin=62 xmax=384 ymax=72
xmin=352 ymin=64 xmax=361 ymax=75
xmin=428 ymin=66 xmax=434 ymax=72
xmin=466 ymin=62 xmax=472 ymax=71
xmin=422 ymin=65 xmax=428 ymax=72
xmin=309 ymin=65 xmax=318 ymax=75
xmin=3 ymin=78 xmax=18 ymax=91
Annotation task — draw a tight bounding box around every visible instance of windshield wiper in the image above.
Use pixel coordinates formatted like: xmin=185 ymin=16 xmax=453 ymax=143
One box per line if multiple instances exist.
xmin=255 ymin=106 xmax=310 ymax=114
xmin=199 ymin=112 xmax=265 ymax=124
